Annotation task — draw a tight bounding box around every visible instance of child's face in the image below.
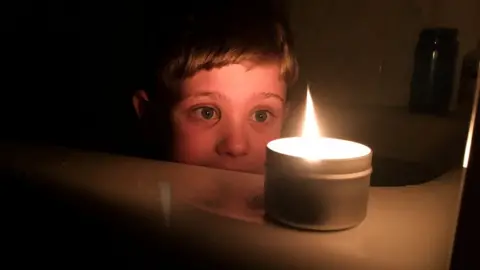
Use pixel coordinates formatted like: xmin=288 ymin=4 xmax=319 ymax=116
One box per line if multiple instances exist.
xmin=172 ymin=63 xmax=286 ymax=174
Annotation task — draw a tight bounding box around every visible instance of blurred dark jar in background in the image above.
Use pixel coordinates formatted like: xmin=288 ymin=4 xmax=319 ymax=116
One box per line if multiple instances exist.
xmin=409 ymin=28 xmax=459 ymax=116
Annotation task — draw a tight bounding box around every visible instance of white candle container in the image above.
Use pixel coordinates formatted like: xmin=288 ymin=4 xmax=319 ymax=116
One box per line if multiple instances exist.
xmin=264 ymin=137 xmax=373 ymax=231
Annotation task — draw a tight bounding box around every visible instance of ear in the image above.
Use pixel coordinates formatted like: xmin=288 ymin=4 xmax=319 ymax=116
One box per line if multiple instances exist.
xmin=132 ymin=89 xmax=150 ymax=119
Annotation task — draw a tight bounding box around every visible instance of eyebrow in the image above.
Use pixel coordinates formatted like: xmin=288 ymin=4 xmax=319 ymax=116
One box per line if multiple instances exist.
xmin=185 ymin=91 xmax=285 ymax=102
xmin=183 ymin=92 xmax=225 ymax=102
xmin=258 ymin=92 xmax=285 ymax=103
xmin=188 ymin=92 xmax=222 ymax=98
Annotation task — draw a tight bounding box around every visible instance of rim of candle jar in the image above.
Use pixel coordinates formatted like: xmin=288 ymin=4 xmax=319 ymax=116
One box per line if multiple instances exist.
xmin=266 ymin=137 xmax=372 ymax=162
xmin=264 ymin=167 xmax=373 ymax=180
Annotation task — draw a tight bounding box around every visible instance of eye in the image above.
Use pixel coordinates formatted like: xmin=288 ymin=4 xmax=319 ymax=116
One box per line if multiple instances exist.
xmin=193 ymin=106 xmax=220 ymax=120
xmin=252 ymin=110 xmax=271 ymax=123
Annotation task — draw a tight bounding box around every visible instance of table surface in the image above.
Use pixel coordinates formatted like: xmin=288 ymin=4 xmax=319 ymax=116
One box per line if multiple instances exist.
xmin=1 ymin=142 xmax=463 ymax=270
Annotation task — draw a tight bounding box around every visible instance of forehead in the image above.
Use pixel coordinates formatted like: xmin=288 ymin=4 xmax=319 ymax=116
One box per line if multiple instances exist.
xmin=181 ymin=63 xmax=286 ymax=99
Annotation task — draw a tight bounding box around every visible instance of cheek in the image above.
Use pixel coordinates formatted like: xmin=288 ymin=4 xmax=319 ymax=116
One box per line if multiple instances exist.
xmin=172 ymin=122 xmax=217 ymax=163
xmin=252 ymin=121 xmax=283 ymax=140
xmin=250 ymin=124 xmax=283 ymax=151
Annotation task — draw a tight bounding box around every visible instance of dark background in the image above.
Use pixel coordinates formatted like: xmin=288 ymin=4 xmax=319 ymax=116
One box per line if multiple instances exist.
xmin=2 ymin=1 xmax=154 ymax=153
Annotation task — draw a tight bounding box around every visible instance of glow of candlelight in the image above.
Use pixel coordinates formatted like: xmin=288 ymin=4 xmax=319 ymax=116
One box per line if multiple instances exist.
xmin=267 ymin=85 xmax=371 ymax=161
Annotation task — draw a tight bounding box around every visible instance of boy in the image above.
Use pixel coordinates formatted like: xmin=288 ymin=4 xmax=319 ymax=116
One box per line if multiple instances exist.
xmin=132 ymin=1 xmax=298 ymax=174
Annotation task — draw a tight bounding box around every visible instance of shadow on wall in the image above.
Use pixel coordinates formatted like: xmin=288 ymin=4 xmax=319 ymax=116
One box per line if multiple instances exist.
xmin=371 ymin=156 xmax=445 ymax=186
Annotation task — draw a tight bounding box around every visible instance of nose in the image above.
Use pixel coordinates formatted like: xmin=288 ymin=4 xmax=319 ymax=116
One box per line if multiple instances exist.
xmin=215 ymin=125 xmax=250 ymax=157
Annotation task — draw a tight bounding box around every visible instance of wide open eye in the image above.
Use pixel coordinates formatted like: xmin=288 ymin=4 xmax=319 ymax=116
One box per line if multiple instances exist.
xmin=193 ymin=106 xmax=220 ymax=120
xmin=251 ymin=110 xmax=271 ymax=123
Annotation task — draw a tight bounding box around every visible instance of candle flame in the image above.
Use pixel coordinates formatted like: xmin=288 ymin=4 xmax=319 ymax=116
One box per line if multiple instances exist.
xmin=301 ymin=85 xmax=321 ymax=139
xmin=299 ymin=85 xmax=323 ymax=161
xmin=267 ymin=85 xmax=371 ymax=161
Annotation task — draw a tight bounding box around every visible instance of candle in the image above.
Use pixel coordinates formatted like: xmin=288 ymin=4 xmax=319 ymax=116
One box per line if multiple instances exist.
xmin=264 ymin=86 xmax=373 ymax=231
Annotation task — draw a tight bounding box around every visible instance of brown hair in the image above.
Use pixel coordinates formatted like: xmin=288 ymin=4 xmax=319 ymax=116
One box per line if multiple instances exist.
xmin=148 ymin=1 xmax=298 ymax=100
